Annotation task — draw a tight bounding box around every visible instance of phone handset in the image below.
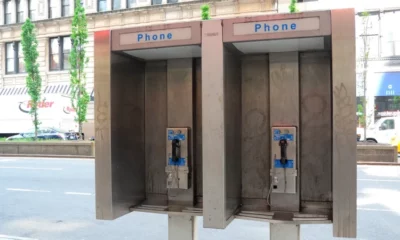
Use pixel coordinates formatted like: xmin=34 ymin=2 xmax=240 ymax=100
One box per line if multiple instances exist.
xmin=172 ymin=139 xmax=181 ymax=162
xmin=279 ymin=139 xmax=288 ymax=166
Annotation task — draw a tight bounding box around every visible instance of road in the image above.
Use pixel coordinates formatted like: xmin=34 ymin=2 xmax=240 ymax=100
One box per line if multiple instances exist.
xmin=0 ymin=158 xmax=400 ymax=240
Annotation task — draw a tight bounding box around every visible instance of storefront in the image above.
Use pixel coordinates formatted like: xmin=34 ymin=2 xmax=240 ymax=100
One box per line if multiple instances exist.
xmin=372 ymin=72 xmax=400 ymax=119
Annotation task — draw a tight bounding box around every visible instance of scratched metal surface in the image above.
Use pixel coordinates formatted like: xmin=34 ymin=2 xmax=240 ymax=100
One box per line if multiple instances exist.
xmin=241 ymin=55 xmax=270 ymax=211
xmin=269 ymin=52 xmax=300 ymax=212
xmin=110 ymin=53 xmax=146 ymax=218
xmin=145 ymin=61 xmax=168 ymax=197
xmin=166 ymin=58 xmax=195 ymax=205
xmin=300 ymin=51 xmax=332 ymax=202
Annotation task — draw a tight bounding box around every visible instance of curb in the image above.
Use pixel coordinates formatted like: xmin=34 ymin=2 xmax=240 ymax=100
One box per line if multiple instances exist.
xmin=0 ymin=154 xmax=94 ymax=159
xmin=357 ymin=161 xmax=400 ymax=166
xmin=0 ymin=156 xmax=399 ymax=165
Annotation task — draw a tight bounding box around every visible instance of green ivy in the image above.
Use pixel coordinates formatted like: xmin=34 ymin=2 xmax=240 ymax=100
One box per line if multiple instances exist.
xmin=69 ymin=0 xmax=90 ymax=139
xmin=21 ymin=19 xmax=42 ymax=141
xmin=289 ymin=0 xmax=298 ymax=13
xmin=201 ymin=4 xmax=210 ymax=20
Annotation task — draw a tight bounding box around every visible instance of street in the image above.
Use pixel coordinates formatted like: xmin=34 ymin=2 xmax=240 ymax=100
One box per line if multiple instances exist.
xmin=0 ymin=157 xmax=400 ymax=240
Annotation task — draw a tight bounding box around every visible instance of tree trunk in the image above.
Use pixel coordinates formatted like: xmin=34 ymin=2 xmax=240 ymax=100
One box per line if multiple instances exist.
xmin=363 ymin=69 xmax=367 ymax=141
xmin=34 ymin=110 xmax=38 ymax=141
xmin=79 ymin=123 xmax=83 ymax=140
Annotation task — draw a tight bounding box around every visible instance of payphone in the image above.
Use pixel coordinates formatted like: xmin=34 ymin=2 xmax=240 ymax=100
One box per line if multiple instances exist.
xmin=166 ymin=128 xmax=190 ymax=189
xmin=270 ymin=126 xmax=297 ymax=194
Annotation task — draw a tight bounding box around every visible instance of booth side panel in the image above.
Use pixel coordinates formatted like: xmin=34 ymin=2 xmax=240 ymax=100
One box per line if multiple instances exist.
xmin=110 ymin=53 xmax=146 ymax=218
xmin=145 ymin=61 xmax=168 ymax=204
xmin=331 ymin=8 xmax=357 ymax=238
xmin=94 ymin=30 xmax=113 ymax=220
xmin=269 ymin=52 xmax=300 ymax=212
xmin=241 ymin=55 xmax=270 ymax=210
xmin=299 ymin=52 xmax=332 ymax=204
xmin=195 ymin=58 xmax=203 ymax=199
xmin=167 ymin=58 xmax=194 ymax=205
xmin=224 ymin=47 xmax=242 ymax=220
xmin=202 ymin=20 xmax=226 ymax=229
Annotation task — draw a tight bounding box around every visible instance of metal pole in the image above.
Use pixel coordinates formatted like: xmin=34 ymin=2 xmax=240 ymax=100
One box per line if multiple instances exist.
xmin=168 ymin=215 xmax=197 ymax=240
xmin=270 ymin=223 xmax=300 ymax=240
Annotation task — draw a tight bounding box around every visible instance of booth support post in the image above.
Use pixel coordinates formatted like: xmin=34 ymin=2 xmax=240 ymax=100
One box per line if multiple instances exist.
xmin=168 ymin=215 xmax=197 ymax=240
xmin=270 ymin=224 xmax=300 ymax=240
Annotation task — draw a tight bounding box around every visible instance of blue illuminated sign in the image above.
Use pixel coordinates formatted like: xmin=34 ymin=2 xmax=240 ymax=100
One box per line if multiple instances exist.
xmin=137 ymin=32 xmax=173 ymax=42
xmin=372 ymin=72 xmax=400 ymax=97
xmin=254 ymin=23 xmax=297 ymax=33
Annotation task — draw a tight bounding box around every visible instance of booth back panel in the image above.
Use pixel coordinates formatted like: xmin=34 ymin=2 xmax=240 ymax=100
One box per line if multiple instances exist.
xmin=241 ymin=55 xmax=270 ymax=210
xmin=300 ymin=51 xmax=332 ymax=203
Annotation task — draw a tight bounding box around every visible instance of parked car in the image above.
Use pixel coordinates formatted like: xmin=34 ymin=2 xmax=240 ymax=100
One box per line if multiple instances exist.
xmin=6 ymin=127 xmax=78 ymax=141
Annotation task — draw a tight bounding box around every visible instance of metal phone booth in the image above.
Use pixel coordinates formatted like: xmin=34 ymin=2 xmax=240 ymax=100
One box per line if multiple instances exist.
xmin=94 ymin=22 xmax=203 ymax=239
xmin=202 ymin=9 xmax=357 ymax=239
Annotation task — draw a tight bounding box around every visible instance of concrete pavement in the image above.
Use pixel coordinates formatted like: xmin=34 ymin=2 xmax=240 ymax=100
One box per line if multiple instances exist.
xmin=0 ymin=157 xmax=400 ymax=240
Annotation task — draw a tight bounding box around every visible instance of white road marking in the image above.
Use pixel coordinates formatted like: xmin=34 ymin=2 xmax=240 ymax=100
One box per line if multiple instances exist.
xmin=357 ymin=207 xmax=393 ymax=212
xmin=64 ymin=192 xmax=92 ymax=196
xmin=6 ymin=188 xmax=51 ymax=193
xmin=0 ymin=167 xmax=62 ymax=171
xmin=0 ymin=234 xmax=38 ymax=240
xmin=358 ymin=179 xmax=400 ymax=182
xmin=0 ymin=159 xmax=17 ymax=162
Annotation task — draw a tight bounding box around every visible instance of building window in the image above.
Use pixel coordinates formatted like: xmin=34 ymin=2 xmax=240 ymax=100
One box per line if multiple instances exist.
xmin=48 ymin=0 xmax=57 ymax=18
xmin=4 ymin=0 xmax=12 ymax=24
xmin=113 ymin=0 xmax=121 ymax=10
xmin=16 ymin=0 xmax=24 ymax=23
xmin=127 ymin=0 xmax=136 ymax=8
xmin=62 ymin=0 xmax=70 ymax=17
xmin=98 ymin=0 xmax=106 ymax=12
xmin=151 ymin=0 xmax=162 ymax=5
xmin=381 ymin=11 xmax=400 ymax=57
xmin=49 ymin=36 xmax=71 ymax=71
xmin=29 ymin=0 xmax=37 ymax=20
xmin=6 ymin=42 xmax=25 ymax=74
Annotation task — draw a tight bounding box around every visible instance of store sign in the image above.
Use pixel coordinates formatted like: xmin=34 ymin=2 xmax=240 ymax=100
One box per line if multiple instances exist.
xmin=120 ymin=27 xmax=192 ymax=45
xmin=19 ymin=100 xmax=55 ymax=114
xmin=377 ymin=111 xmax=400 ymax=117
xmin=233 ymin=17 xmax=320 ymax=36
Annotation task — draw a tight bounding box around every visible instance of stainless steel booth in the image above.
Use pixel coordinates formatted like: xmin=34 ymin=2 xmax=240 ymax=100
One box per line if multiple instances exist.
xmin=94 ymin=22 xmax=203 ymax=223
xmin=201 ymin=9 xmax=357 ymax=239
xmin=95 ymin=8 xmax=357 ymax=240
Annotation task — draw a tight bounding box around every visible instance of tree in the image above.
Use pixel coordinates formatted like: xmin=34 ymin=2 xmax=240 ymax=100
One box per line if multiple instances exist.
xmin=358 ymin=11 xmax=371 ymax=141
xmin=21 ymin=19 xmax=42 ymax=141
xmin=289 ymin=0 xmax=298 ymax=13
xmin=69 ymin=0 xmax=90 ymax=140
xmin=201 ymin=4 xmax=210 ymax=20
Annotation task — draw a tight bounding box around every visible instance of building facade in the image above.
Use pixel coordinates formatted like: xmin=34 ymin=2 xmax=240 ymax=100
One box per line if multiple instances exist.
xmin=0 ymin=0 xmax=280 ymax=137
xmin=0 ymin=0 xmax=398 ymax=136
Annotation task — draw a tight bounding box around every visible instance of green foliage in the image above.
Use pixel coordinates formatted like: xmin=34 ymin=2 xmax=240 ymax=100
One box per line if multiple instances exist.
xmin=289 ymin=0 xmax=298 ymax=13
xmin=69 ymin=0 xmax=90 ymax=139
xmin=21 ymin=19 xmax=42 ymax=141
xmin=201 ymin=4 xmax=210 ymax=20
xmin=357 ymin=103 xmax=365 ymax=127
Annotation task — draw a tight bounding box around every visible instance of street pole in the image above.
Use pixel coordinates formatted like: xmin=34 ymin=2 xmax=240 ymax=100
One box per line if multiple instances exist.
xmin=168 ymin=215 xmax=197 ymax=240
xmin=270 ymin=223 xmax=300 ymax=240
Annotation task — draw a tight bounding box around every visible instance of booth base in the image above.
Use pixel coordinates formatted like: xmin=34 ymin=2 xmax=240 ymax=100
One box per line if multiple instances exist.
xmin=270 ymin=224 xmax=300 ymax=240
xmin=169 ymin=215 xmax=197 ymax=240
xmin=236 ymin=210 xmax=331 ymax=224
